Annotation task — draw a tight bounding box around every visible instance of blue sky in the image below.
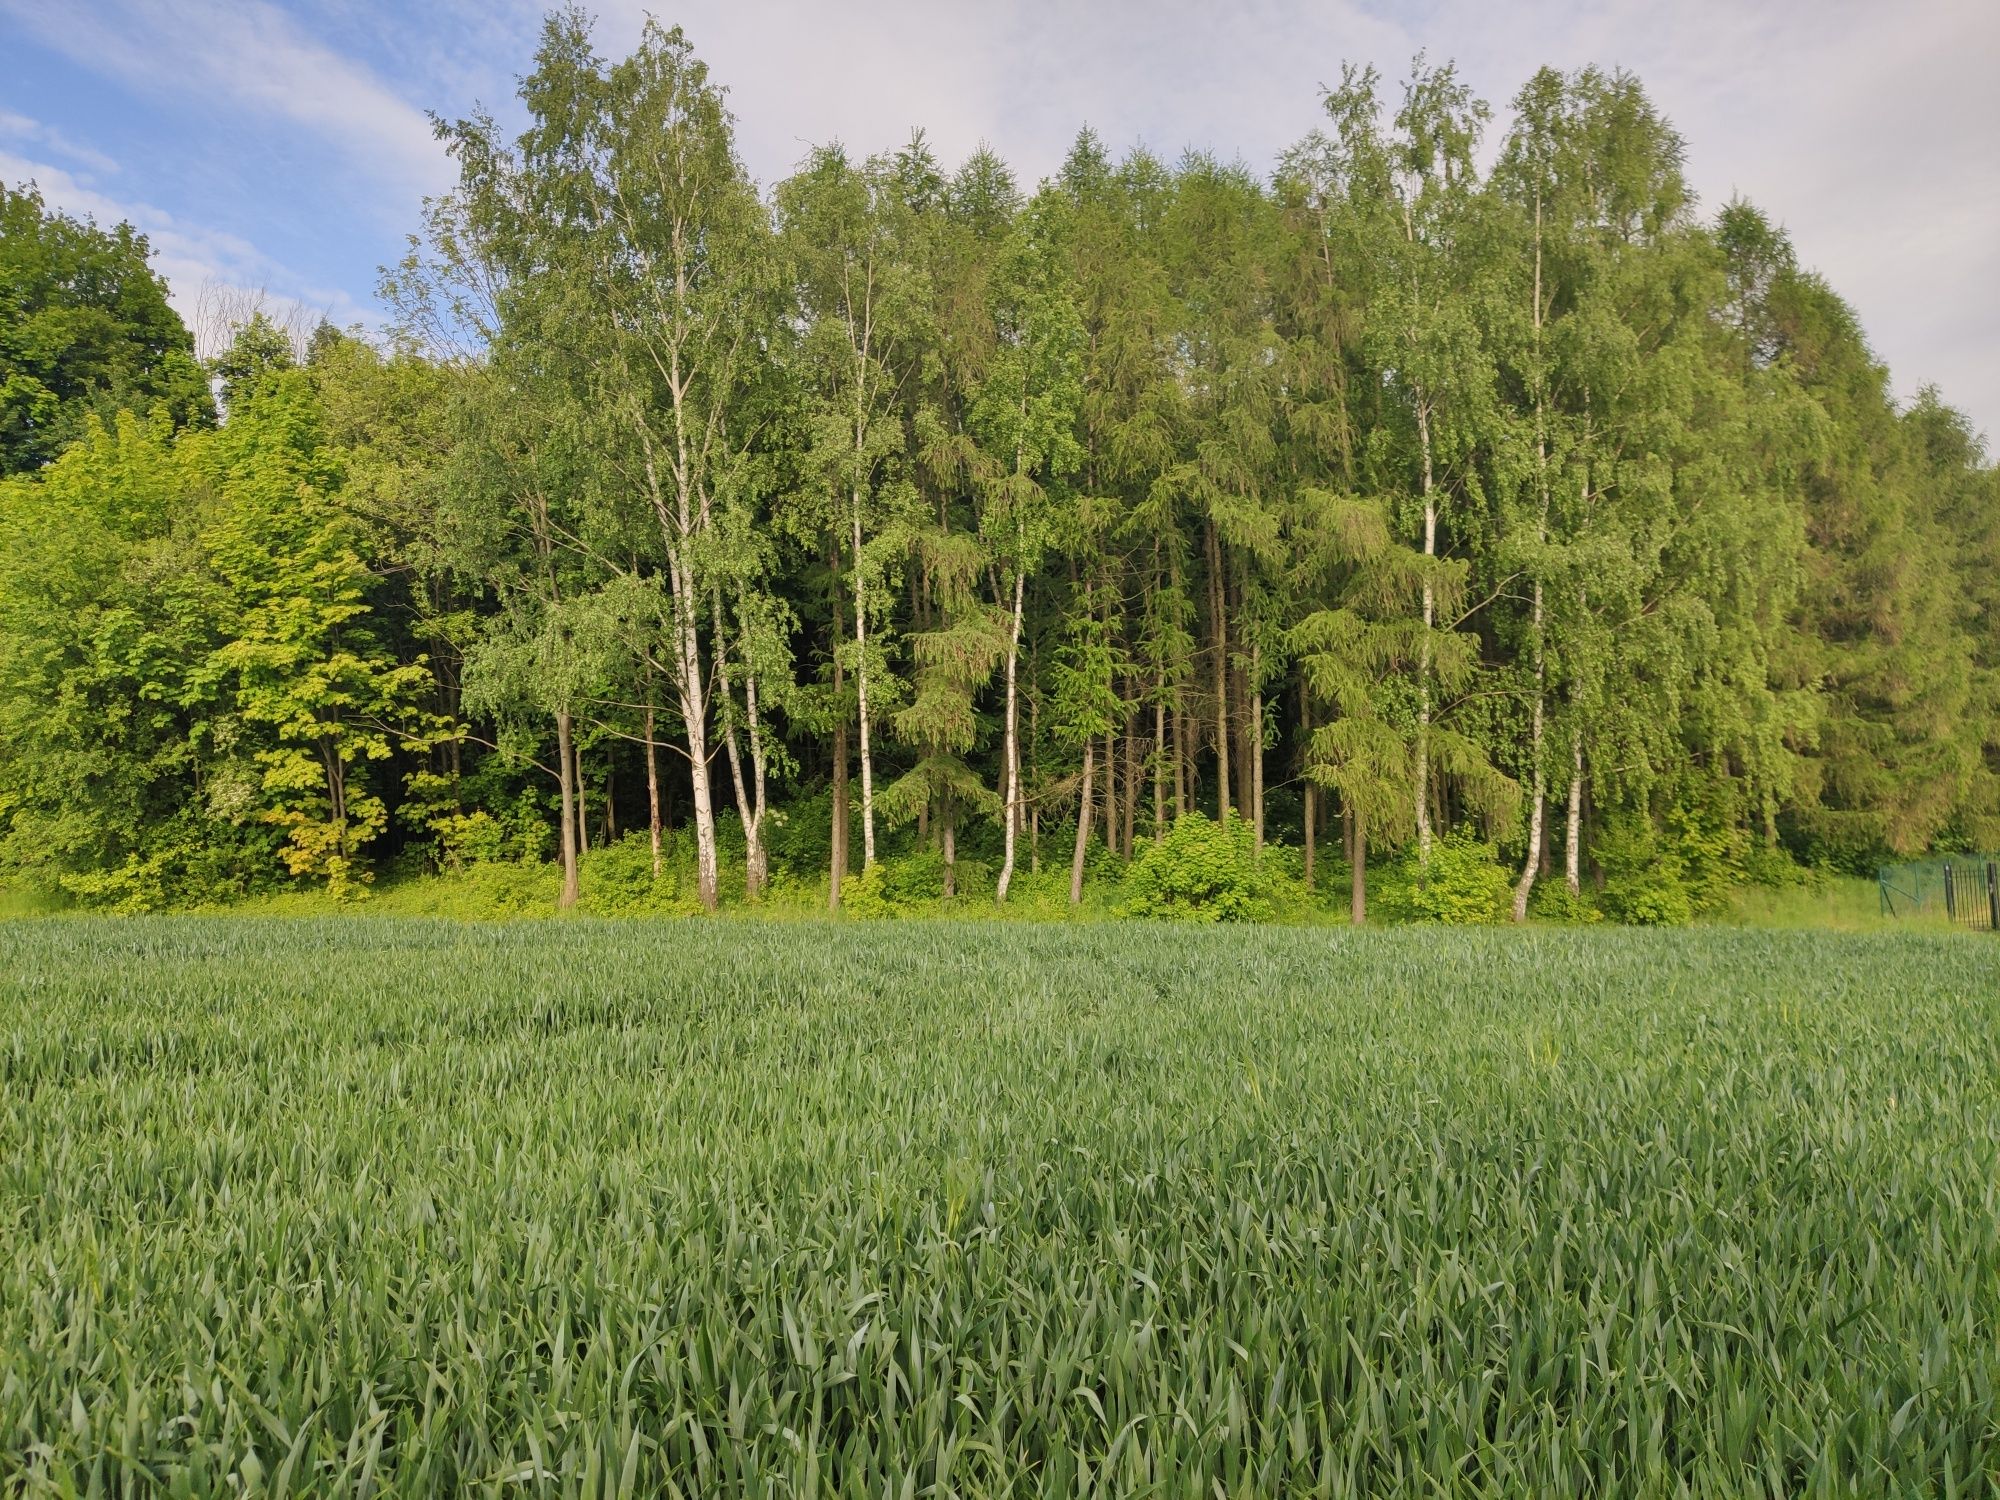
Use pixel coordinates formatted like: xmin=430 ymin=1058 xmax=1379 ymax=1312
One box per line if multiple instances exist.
xmin=4 ymin=0 xmax=1995 ymax=437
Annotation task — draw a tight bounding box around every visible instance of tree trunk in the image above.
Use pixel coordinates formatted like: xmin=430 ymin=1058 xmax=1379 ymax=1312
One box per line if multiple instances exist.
xmin=1029 ymin=673 xmax=1041 ymax=875
xmin=574 ymin=734 xmax=590 ymax=856
xmin=1122 ymin=716 xmax=1138 ymax=856
xmin=1349 ymin=806 xmax=1366 ymax=925
xmin=1512 ymin=576 xmax=1548 ymax=924
xmin=829 ymin=575 xmax=849 ymax=910
xmin=850 ymin=494 xmax=876 ymax=870
xmin=1512 ymin=185 xmax=1550 ymax=926
xmin=1206 ymin=522 xmax=1229 ymax=821
xmin=670 ymin=575 xmax=719 ymax=912
xmin=712 ymin=594 xmax=768 ymax=900
xmin=1153 ymin=694 xmax=1167 ymax=840
xmin=1301 ymin=680 xmax=1315 ymax=887
xmin=1249 ymin=641 xmax=1264 ymax=851
xmin=1415 ymin=390 xmax=1437 ymax=868
xmin=1172 ymin=693 xmax=1187 ymax=818
xmin=942 ymin=808 xmax=956 ymax=899
xmin=744 ymin=669 xmax=769 ymax=898
xmin=555 ymin=708 xmax=580 ymax=909
xmin=1102 ymin=719 xmax=1117 ymax=856
xmin=1565 ymin=727 xmax=1584 ymax=895
xmin=996 ymin=565 xmax=1026 ymax=902
xmin=644 ymin=701 xmax=662 ymax=880
xmin=1070 ymin=736 xmax=1095 ymax=906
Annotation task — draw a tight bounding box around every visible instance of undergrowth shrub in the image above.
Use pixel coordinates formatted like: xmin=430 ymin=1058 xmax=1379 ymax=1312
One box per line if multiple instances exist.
xmin=1120 ymin=814 xmax=1272 ymax=922
xmin=1597 ymin=819 xmax=1693 ymax=926
xmin=1527 ymin=878 xmax=1602 ymax=924
xmin=1377 ymin=832 xmax=1510 ymax=924
xmin=1742 ymin=843 xmax=1824 ymax=890
xmin=373 ymin=859 xmax=557 ymax=918
xmin=56 ymin=812 xmax=274 ymax=912
xmin=841 ymin=850 xmax=949 ymax=917
xmin=578 ymin=833 xmax=699 ymax=916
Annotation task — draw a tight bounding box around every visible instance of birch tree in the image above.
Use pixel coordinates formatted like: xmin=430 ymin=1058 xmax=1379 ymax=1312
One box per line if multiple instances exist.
xmin=972 ymin=185 xmax=1084 ymax=902
xmin=509 ymin=15 xmax=776 ymax=911
xmin=778 ymin=145 xmax=930 ymax=875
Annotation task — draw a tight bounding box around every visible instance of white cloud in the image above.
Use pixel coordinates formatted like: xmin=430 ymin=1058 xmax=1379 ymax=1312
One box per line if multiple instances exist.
xmin=0 ymin=110 xmax=121 ymax=177
xmin=0 ymin=0 xmax=450 ymax=203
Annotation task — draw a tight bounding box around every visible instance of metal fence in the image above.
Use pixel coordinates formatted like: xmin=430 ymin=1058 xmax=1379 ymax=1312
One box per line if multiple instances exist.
xmin=1879 ymin=855 xmax=2000 ymax=930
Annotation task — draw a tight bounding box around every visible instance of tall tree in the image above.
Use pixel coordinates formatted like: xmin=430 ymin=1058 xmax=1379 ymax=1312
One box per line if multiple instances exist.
xmin=971 ymin=182 xmax=1083 ymax=902
xmin=778 ymin=144 xmax=931 ymax=876
xmin=0 ymin=182 xmax=211 ymax=475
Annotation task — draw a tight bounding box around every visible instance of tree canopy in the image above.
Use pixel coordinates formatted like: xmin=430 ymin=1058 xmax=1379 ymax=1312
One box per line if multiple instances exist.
xmin=0 ymin=183 xmax=212 ymax=475
xmin=1 ymin=20 xmax=1993 ymax=918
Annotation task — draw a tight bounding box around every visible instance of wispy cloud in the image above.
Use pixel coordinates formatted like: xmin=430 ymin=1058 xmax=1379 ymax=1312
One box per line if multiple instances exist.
xmin=0 ymin=110 xmax=121 ymax=177
xmin=0 ymin=0 xmax=449 ymax=202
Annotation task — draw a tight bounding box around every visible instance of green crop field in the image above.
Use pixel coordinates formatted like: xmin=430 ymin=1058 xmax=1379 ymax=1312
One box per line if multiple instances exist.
xmin=4 ymin=919 xmax=1998 ymax=1496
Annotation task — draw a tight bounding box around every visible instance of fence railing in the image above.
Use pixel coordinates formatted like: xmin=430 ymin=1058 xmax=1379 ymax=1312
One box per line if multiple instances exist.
xmin=1879 ymin=856 xmax=2000 ymax=930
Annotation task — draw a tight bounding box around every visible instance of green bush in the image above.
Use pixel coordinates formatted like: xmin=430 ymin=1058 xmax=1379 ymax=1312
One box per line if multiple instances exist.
xmin=838 ymin=850 xmax=933 ymax=917
xmin=1602 ymin=869 xmax=1694 ymax=926
xmin=1120 ymin=813 xmax=1272 ymax=922
xmin=56 ymin=812 xmax=275 ymax=912
xmin=1662 ymin=777 xmax=1749 ymax=912
xmin=578 ymin=833 xmax=698 ymax=916
xmin=1595 ymin=783 xmax=1760 ymax=926
xmin=1380 ymin=833 xmax=1510 ymax=924
xmin=1597 ymin=819 xmax=1693 ymax=926
xmin=1527 ymin=877 xmax=1603 ymax=924
xmin=371 ymin=860 xmax=558 ymax=918
xmin=1742 ymin=843 xmax=1824 ymax=891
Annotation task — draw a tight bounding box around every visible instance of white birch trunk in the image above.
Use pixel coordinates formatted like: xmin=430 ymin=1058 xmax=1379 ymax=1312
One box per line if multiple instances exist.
xmin=1565 ymin=727 xmax=1584 ymax=895
xmin=711 ymin=594 xmax=765 ymax=900
xmin=1513 ymin=194 xmax=1549 ymax=925
xmin=670 ymin=570 xmax=719 ymax=911
xmin=1512 ymin=579 xmax=1548 ymax=923
xmin=850 ymin=493 xmax=876 ymax=869
xmin=555 ymin=708 xmax=579 ymax=909
xmin=995 ymin=565 xmax=1026 ymax=902
xmin=1070 ymin=736 xmax=1095 ymax=906
xmin=1415 ymin=392 xmax=1437 ymax=868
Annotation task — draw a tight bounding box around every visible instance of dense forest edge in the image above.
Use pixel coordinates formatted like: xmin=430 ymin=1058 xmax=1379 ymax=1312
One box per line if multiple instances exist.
xmin=2 ymin=10 xmax=1995 ymax=926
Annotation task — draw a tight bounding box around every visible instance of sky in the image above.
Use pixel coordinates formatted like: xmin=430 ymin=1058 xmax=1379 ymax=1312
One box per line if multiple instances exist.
xmin=3 ymin=0 xmax=1995 ymax=440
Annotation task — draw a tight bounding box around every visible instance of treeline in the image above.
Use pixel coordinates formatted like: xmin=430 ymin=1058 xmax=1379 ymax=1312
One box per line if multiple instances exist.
xmin=2 ymin=13 xmax=1995 ymax=920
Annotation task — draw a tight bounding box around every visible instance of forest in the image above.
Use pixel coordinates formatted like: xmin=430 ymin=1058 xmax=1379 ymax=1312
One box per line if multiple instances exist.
xmin=2 ymin=11 xmax=1996 ymax=923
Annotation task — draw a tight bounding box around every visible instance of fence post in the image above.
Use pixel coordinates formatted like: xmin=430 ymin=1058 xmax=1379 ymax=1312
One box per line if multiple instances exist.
xmin=1987 ymin=862 xmax=1999 ymax=932
xmin=1945 ymin=863 xmax=1957 ymax=921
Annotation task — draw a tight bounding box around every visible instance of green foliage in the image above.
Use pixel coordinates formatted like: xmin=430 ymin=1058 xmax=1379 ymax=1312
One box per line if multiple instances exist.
xmin=1742 ymin=842 xmax=1825 ymax=891
xmin=0 ymin=182 xmax=212 ymax=475
xmin=2 ymin=20 xmax=1995 ymax=919
xmin=1526 ymin=878 xmax=1603 ymax=924
xmin=1119 ymin=813 xmax=1273 ymax=922
xmin=1379 ymin=831 xmax=1512 ymax=923
xmin=203 ymin=367 xmax=444 ymax=896
xmin=838 ymin=847 xmax=993 ymax=917
xmin=52 ymin=811 xmax=274 ymax=912
xmin=576 ymin=834 xmax=699 ymax=917
xmin=6 ymin=918 xmax=2000 ymax=1492
xmin=1598 ymin=781 xmax=1753 ymax=926
xmin=1596 ymin=819 xmax=1695 ymax=926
